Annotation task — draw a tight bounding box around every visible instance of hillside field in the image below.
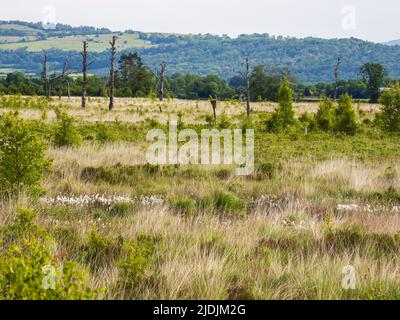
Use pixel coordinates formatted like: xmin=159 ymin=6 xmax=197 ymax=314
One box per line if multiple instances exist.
xmin=0 ymin=33 xmax=153 ymax=52
xmin=1 ymin=96 xmax=400 ymax=299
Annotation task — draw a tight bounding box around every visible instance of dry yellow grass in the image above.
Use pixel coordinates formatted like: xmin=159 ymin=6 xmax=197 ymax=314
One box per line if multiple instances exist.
xmin=0 ymin=96 xmax=380 ymax=124
xmin=1 ymin=96 xmax=399 ymax=300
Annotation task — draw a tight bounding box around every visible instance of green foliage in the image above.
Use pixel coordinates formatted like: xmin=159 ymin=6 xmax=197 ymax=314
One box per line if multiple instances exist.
xmin=0 ymin=112 xmax=50 ymax=195
xmin=315 ymin=97 xmax=335 ymax=131
xmin=2 ymin=22 xmax=400 ymax=84
xmin=118 ymin=240 xmax=155 ymax=286
xmin=377 ymin=84 xmax=400 ymax=132
xmin=218 ymin=113 xmax=232 ymax=129
xmin=94 ymin=122 xmax=117 ymax=143
xmin=212 ymin=190 xmax=246 ymax=216
xmin=84 ymin=230 xmax=124 ymax=269
xmin=267 ymin=78 xmax=296 ymax=132
xmin=361 ymin=63 xmax=386 ymax=103
xmin=199 ymin=196 xmax=215 ymax=213
xmin=169 ymin=196 xmax=196 ymax=216
xmin=109 ymin=202 xmax=134 ymax=217
xmin=248 ymin=66 xmax=282 ymax=101
xmin=334 ymin=94 xmax=358 ymax=135
xmin=0 ymin=239 xmax=96 ymax=300
xmin=53 ymin=110 xmax=82 ymax=147
xmin=117 ymin=53 xmax=156 ymax=97
xmin=255 ymin=162 xmax=281 ymax=180
xmin=298 ymin=112 xmax=316 ymax=131
xmin=0 ymin=208 xmax=98 ymax=300
xmin=1 ymin=208 xmax=48 ymax=244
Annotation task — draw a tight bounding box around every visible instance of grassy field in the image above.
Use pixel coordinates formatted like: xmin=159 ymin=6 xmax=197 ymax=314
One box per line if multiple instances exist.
xmin=1 ymin=96 xmax=400 ymax=299
xmin=0 ymin=33 xmax=154 ymax=52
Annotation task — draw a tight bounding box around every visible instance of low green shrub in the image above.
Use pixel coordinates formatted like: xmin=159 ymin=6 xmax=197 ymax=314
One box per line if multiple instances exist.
xmin=0 ymin=208 xmax=98 ymax=300
xmin=118 ymin=240 xmax=155 ymax=286
xmin=315 ymin=97 xmax=335 ymax=131
xmin=266 ymin=78 xmax=297 ymax=133
xmin=334 ymin=94 xmax=358 ymax=135
xmin=53 ymin=110 xmax=82 ymax=147
xmin=212 ymin=190 xmax=246 ymax=216
xmin=109 ymin=202 xmax=135 ymax=217
xmin=169 ymin=196 xmax=196 ymax=216
xmin=0 ymin=112 xmax=50 ymax=196
xmin=0 ymin=238 xmax=97 ymax=300
xmin=255 ymin=162 xmax=281 ymax=180
xmin=84 ymin=230 xmax=124 ymax=270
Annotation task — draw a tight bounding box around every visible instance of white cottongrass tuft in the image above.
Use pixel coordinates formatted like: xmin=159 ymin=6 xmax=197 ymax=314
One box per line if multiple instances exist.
xmin=40 ymin=194 xmax=165 ymax=209
xmin=336 ymin=204 xmax=400 ymax=213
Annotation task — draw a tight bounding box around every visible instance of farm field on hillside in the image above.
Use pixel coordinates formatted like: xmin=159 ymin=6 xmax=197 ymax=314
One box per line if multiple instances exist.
xmin=1 ymin=95 xmax=400 ymax=300
xmin=0 ymin=33 xmax=153 ymax=52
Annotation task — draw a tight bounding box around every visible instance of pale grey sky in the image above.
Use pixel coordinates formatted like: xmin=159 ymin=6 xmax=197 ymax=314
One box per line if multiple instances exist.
xmin=0 ymin=0 xmax=399 ymax=42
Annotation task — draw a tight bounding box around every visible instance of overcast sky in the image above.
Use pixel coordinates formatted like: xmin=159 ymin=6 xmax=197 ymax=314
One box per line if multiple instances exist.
xmin=0 ymin=0 xmax=398 ymax=42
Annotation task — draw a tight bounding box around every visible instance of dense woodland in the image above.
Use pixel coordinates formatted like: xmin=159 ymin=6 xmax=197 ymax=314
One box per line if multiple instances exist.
xmin=1 ymin=21 xmax=400 ymax=82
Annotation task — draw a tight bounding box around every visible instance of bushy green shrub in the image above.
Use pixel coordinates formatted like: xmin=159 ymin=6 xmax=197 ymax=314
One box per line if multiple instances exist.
xmin=0 ymin=239 xmax=97 ymax=300
xmin=0 ymin=112 xmax=50 ymax=195
xmin=169 ymin=196 xmax=196 ymax=216
xmin=84 ymin=230 xmax=124 ymax=270
xmin=267 ymin=78 xmax=297 ymax=133
xmin=377 ymin=85 xmax=400 ymax=132
xmin=315 ymin=97 xmax=335 ymax=131
xmin=53 ymin=110 xmax=82 ymax=147
xmin=334 ymin=94 xmax=358 ymax=135
xmin=0 ymin=209 xmax=98 ymax=300
xmin=95 ymin=122 xmax=117 ymax=143
xmin=218 ymin=113 xmax=232 ymax=129
xmin=118 ymin=241 xmax=155 ymax=286
xmin=205 ymin=114 xmax=215 ymax=127
xmin=298 ymin=112 xmax=316 ymax=131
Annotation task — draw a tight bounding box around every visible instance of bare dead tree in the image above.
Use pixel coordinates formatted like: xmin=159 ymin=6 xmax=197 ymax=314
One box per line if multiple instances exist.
xmin=210 ymin=96 xmax=217 ymax=120
xmin=41 ymin=50 xmax=50 ymax=98
xmin=81 ymin=41 xmax=88 ymax=108
xmin=157 ymin=61 xmax=167 ymax=102
xmin=333 ymin=57 xmax=341 ymax=101
xmin=238 ymin=57 xmax=251 ymax=117
xmin=108 ymin=36 xmax=117 ymax=111
xmin=48 ymin=80 xmax=52 ymax=98
xmin=58 ymin=58 xmax=69 ymax=99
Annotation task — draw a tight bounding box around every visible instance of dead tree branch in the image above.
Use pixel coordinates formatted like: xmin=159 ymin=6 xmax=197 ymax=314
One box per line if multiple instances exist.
xmin=333 ymin=57 xmax=341 ymax=101
xmin=81 ymin=41 xmax=88 ymax=108
xmin=108 ymin=36 xmax=117 ymax=111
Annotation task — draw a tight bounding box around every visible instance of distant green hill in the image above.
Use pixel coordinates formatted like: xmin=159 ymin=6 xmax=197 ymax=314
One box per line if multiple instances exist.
xmin=1 ymin=20 xmax=400 ymax=82
xmin=383 ymin=39 xmax=400 ymax=46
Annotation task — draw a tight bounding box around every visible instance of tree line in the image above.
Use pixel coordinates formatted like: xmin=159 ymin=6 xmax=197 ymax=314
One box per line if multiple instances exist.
xmin=0 ymin=37 xmax=392 ymax=107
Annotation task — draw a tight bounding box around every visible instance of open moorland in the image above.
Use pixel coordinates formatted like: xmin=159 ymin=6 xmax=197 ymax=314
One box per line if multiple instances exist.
xmin=1 ymin=93 xmax=400 ymax=300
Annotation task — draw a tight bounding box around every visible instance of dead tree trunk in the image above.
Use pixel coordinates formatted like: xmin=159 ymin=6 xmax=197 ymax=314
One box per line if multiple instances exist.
xmin=59 ymin=59 xmax=69 ymax=99
xmin=238 ymin=57 xmax=251 ymax=117
xmin=66 ymin=81 xmax=71 ymax=99
xmin=42 ymin=50 xmax=49 ymax=98
xmin=81 ymin=41 xmax=88 ymax=108
xmin=108 ymin=36 xmax=117 ymax=111
xmin=48 ymin=80 xmax=52 ymax=98
xmin=157 ymin=61 xmax=167 ymax=102
xmin=246 ymin=58 xmax=251 ymax=117
xmin=210 ymin=97 xmax=217 ymax=120
xmin=333 ymin=57 xmax=341 ymax=101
